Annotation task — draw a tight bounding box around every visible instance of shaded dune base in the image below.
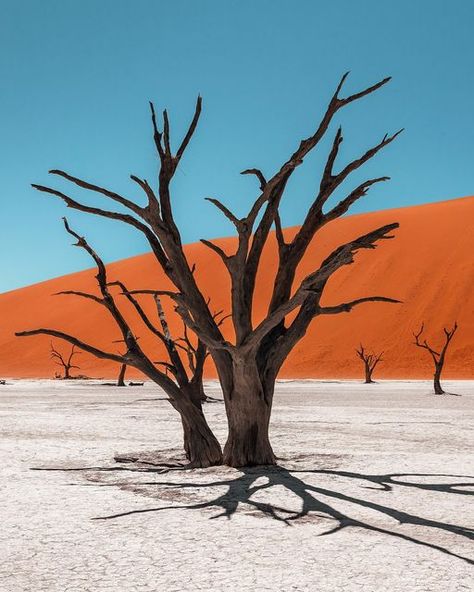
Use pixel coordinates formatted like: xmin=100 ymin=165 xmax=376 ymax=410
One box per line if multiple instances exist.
xmin=0 ymin=197 xmax=472 ymax=379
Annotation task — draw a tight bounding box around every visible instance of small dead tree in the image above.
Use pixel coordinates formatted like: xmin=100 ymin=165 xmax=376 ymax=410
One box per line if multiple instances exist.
xmin=50 ymin=342 xmax=80 ymax=379
xmin=413 ymin=323 xmax=458 ymax=394
xmin=19 ymin=73 xmax=402 ymax=466
xmin=17 ymin=220 xmax=224 ymax=467
xmin=356 ymin=344 xmax=383 ymax=384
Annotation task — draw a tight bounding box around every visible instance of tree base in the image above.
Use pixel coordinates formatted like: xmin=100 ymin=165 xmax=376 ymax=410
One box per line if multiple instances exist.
xmin=183 ymin=423 xmax=223 ymax=468
xmin=223 ymin=424 xmax=276 ymax=468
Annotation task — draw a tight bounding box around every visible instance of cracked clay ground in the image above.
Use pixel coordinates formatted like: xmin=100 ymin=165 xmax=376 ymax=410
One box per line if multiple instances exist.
xmin=0 ymin=379 xmax=473 ymax=591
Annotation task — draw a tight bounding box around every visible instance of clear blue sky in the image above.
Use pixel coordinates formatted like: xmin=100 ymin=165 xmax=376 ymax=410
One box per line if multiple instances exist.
xmin=1 ymin=0 xmax=473 ymax=292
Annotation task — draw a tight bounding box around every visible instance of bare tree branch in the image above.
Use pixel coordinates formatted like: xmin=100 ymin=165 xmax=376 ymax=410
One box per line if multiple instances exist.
xmin=199 ymin=239 xmax=230 ymax=263
xmin=318 ymin=296 xmax=401 ymax=315
xmin=31 ymin=184 xmax=170 ymax=269
xmin=49 ymin=169 xmax=144 ymax=216
xmin=17 ymin=329 xmax=127 ymax=364
xmin=176 ymin=96 xmax=202 ymax=162
xmin=248 ymin=223 xmax=399 ymax=346
xmin=241 ymin=168 xmax=267 ymax=191
xmin=205 ymin=198 xmax=240 ymax=227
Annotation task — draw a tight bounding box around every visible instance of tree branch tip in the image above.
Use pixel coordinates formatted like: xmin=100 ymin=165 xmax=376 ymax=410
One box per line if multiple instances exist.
xmin=390 ymin=128 xmax=405 ymax=140
xmin=340 ymin=71 xmax=350 ymax=83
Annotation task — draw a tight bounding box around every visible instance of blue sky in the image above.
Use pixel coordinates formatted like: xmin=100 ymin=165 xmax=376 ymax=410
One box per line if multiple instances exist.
xmin=1 ymin=0 xmax=473 ymax=292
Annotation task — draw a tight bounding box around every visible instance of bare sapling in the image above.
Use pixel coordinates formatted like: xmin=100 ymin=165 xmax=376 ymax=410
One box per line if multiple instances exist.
xmin=413 ymin=323 xmax=458 ymax=394
xmin=50 ymin=341 xmax=80 ymax=379
xmin=356 ymin=344 xmax=383 ymax=383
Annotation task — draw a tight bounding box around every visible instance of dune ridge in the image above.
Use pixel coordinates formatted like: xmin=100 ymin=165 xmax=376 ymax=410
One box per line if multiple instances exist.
xmin=1 ymin=196 xmax=473 ymax=379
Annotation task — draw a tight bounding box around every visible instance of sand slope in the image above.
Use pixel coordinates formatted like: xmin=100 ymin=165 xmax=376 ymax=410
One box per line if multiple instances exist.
xmin=1 ymin=197 xmax=473 ymax=378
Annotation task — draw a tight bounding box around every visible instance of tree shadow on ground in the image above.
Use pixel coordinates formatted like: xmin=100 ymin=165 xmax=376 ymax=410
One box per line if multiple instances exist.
xmin=82 ymin=462 xmax=474 ymax=565
xmin=33 ymin=458 xmax=474 ymax=565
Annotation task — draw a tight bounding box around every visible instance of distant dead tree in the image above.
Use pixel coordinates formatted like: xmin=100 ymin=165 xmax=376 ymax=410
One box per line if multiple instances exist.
xmin=50 ymin=341 xmax=80 ymax=379
xmin=413 ymin=323 xmax=458 ymax=395
xmin=18 ymin=220 xmax=226 ymax=467
xmin=17 ymin=73 xmax=401 ymax=466
xmin=356 ymin=344 xmax=383 ymax=384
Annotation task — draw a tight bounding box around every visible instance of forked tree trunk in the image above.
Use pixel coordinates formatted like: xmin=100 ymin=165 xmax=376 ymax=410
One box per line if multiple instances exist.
xmin=178 ymin=386 xmax=222 ymax=467
xmin=434 ymin=365 xmax=444 ymax=395
xmin=64 ymin=366 xmax=71 ymax=379
xmin=221 ymin=359 xmax=276 ymax=467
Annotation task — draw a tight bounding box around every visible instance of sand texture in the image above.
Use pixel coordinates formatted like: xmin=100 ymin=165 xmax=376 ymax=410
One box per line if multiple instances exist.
xmin=0 ymin=379 xmax=472 ymax=591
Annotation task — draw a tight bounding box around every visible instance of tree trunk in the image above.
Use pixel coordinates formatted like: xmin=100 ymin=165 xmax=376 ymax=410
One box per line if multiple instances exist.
xmin=198 ymin=381 xmax=209 ymax=403
xmin=180 ymin=407 xmax=222 ymax=467
xmin=117 ymin=364 xmax=126 ymax=387
xmin=64 ymin=366 xmax=70 ymax=379
xmin=221 ymin=359 xmax=276 ymax=467
xmin=177 ymin=385 xmax=222 ymax=467
xmin=434 ymin=365 xmax=444 ymax=394
xmin=365 ymin=365 xmax=374 ymax=384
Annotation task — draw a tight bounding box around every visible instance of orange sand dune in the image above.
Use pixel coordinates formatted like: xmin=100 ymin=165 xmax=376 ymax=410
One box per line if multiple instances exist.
xmin=1 ymin=197 xmax=473 ymax=379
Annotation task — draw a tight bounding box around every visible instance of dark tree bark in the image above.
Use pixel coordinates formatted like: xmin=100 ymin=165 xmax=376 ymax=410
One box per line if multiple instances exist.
xmin=413 ymin=323 xmax=458 ymax=395
xmin=117 ymin=364 xmax=127 ymax=386
xmin=356 ymin=344 xmax=383 ymax=384
xmin=20 ymin=73 xmax=402 ymax=466
xmin=17 ymin=221 xmax=222 ymax=468
xmin=50 ymin=342 xmax=80 ymax=379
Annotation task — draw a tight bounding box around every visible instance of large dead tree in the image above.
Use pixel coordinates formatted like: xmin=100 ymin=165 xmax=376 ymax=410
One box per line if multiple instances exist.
xmin=413 ymin=323 xmax=458 ymax=394
xmin=50 ymin=341 xmax=80 ymax=379
xmin=17 ymin=219 xmax=224 ymax=467
xmin=19 ymin=73 xmax=401 ymax=466
xmin=356 ymin=344 xmax=383 ymax=384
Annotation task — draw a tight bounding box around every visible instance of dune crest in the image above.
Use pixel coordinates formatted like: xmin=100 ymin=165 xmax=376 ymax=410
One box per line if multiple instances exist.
xmin=1 ymin=197 xmax=473 ymax=379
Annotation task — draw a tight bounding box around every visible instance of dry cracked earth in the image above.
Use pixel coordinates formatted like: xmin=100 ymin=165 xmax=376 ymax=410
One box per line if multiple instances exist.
xmin=0 ymin=379 xmax=473 ymax=591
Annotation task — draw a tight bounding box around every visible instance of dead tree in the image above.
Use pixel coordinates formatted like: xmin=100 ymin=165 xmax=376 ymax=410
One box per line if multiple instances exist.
xmin=356 ymin=344 xmax=383 ymax=384
xmin=413 ymin=323 xmax=458 ymax=394
xmin=19 ymin=73 xmax=401 ymax=466
xmin=18 ymin=220 xmax=224 ymax=467
xmin=50 ymin=342 xmax=80 ymax=379
xmin=117 ymin=364 xmax=127 ymax=386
